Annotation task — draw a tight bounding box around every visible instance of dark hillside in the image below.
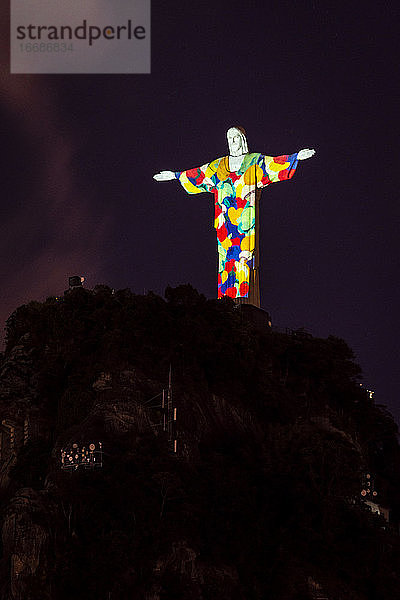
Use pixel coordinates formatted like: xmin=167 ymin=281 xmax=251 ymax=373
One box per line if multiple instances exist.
xmin=0 ymin=284 xmax=399 ymax=599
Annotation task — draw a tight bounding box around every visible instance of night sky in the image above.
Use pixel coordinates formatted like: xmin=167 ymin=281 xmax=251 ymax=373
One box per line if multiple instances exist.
xmin=1 ymin=3 xmax=399 ymax=419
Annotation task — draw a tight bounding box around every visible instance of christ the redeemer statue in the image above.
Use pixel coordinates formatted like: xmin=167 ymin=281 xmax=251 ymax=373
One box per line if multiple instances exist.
xmin=154 ymin=126 xmax=315 ymax=307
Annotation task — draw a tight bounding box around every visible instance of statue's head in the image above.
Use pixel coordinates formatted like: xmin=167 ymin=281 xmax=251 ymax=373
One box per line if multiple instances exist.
xmin=227 ymin=126 xmax=249 ymax=156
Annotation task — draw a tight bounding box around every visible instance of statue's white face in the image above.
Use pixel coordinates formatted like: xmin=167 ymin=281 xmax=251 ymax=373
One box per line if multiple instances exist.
xmin=227 ymin=128 xmax=244 ymax=156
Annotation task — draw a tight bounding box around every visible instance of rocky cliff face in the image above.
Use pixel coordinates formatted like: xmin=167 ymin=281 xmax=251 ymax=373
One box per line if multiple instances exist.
xmin=0 ymin=285 xmax=399 ymax=599
xmin=2 ymin=488 xmax=53 ymax=600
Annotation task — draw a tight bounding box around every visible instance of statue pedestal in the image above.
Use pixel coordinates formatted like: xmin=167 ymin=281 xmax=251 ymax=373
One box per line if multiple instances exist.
xmin=235 ymin=303 xmax=272 ymax=329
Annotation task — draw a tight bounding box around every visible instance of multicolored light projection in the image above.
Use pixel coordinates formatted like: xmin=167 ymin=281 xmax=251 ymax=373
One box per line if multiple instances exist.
xmin=175 ymin=152 xmax=298 ymax=300
xmin=154 ymin=128 xmax=315 ymax=304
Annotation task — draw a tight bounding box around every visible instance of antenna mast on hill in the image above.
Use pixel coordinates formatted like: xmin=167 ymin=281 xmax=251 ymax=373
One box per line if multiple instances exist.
xmin=162 ymin=364 xmax=177 ymax=453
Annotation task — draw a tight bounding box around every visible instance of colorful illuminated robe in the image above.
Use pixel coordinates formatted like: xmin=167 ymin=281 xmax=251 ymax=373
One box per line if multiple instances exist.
xmin=175 ymin=152 xmax=298 ymax=302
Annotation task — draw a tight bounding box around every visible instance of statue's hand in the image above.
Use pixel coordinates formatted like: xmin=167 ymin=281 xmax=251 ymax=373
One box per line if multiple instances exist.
xmin=153 ymin=170 xmax=176 ymax=181
xmin=297 ymin=148 xmax=316 ymax=161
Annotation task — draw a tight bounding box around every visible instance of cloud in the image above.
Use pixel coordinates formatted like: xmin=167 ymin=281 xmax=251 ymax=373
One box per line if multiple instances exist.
xmin=0 ymin=7 xmax=109 ymax=347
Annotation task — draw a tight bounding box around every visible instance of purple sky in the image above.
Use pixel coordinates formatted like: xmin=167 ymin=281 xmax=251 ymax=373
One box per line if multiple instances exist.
xmin=1 ymin=3 xmax=400 ymax=420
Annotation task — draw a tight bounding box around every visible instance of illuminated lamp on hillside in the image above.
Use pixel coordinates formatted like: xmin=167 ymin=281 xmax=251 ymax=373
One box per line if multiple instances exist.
xmin=361 ymin=473 xmax=378 ymax=500
xmin=61 ymin=441 xmax=103 ymax=470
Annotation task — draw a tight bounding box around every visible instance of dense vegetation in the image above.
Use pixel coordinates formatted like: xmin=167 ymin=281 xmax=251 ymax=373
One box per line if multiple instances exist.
xmin=1 ymin=284 xmax=399 ymax=599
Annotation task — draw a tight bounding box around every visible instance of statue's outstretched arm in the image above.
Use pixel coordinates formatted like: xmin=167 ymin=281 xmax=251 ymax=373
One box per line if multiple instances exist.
xmin=153 ymin=170 xmax=175 ymax=181
xmin=297 ymin=148 xmax=316 ymax=160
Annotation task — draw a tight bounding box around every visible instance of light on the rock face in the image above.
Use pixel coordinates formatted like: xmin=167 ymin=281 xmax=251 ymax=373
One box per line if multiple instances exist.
xmin=61 ymin=442 xmax=103 ymax=470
